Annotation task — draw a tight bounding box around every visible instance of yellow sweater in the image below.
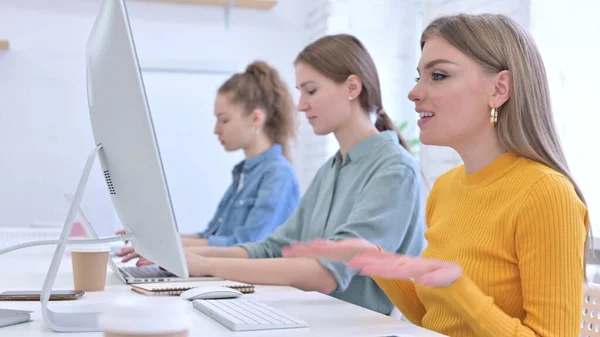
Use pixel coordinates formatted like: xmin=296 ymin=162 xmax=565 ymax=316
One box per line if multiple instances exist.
xmin=375 ymin=152 xmax=588 ymax=337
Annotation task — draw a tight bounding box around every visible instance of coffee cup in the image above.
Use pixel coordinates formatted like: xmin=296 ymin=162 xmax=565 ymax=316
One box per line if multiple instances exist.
xmin=70 ymin=244 xmax=110 ymax=292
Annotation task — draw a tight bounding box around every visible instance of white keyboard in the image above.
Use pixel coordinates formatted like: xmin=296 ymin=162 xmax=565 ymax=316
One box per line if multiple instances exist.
xmin=193 ymin=298 xmax=310 ymax=331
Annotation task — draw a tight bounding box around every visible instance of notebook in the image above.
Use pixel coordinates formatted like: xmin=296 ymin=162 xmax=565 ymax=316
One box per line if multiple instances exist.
xmin=131 ymin=281 xmax=255 ymax=296
xmin=0 ymin=308 xmax=32 ymax=328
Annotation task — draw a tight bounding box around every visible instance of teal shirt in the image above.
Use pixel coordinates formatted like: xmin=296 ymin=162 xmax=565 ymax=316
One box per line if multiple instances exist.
xmin=240 ymin=131 xmax=426 ymax=315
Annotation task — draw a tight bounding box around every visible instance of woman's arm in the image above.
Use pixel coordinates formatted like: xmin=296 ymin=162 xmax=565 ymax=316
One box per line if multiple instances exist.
xmin=185 ymin=252 xmax=337 ymax=293
xmin=186 ymin=246 xmax=249 ymax=258
xmin=282 ymin=239 xmax=427 ymax=324
xmin=372 ymin=278 xmax=425 ymax=326
xmin=180 ymin=235 xmax=208 ymax=247
xmin=117 ymin=234 xmax=208 ymax=264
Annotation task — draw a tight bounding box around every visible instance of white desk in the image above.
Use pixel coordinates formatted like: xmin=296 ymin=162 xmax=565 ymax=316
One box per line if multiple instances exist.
xmin=0 ymin=248 xmax=446 ymax=337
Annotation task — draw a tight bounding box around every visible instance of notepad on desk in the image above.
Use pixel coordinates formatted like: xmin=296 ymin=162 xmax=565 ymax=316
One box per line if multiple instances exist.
xmin=131 ymin=281 xmax=255 ymax=296
xmin=0 ymin=308 xmax=32 ymax=328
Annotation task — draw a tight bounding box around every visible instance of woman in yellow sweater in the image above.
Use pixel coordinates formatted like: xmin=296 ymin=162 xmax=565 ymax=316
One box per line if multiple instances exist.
xmin=282 ymin=13 xmax=590 ymax=337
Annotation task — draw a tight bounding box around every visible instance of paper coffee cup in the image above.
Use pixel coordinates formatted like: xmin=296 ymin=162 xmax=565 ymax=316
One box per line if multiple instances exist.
xmin=69 ymin=244 xmax=110 ymax=292
xmin=98 ymin=297 xmax=191 ymax=337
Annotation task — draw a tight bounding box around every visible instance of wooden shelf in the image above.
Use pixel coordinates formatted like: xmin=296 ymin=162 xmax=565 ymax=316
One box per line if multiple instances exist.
xmin=0 ymin=40 xmax=9 ymax=50
xmin=135 ymin=0 xmax=278 ymax=10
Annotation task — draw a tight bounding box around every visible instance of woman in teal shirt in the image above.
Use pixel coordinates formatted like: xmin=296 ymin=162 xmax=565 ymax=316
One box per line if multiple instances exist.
xmin=118 ymin=61 xmax=300 ymax=259
xmin=134 ymin=35 xmax=425 ymax=315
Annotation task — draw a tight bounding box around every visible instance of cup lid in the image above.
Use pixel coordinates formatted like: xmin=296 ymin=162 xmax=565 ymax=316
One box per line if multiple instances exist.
xmin=69 ymin=243 xmax=111 ymax=253
xmin=97 ymin=297 xmax=191 ymax=333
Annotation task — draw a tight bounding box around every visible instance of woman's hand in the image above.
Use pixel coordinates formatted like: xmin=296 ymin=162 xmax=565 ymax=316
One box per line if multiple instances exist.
xmin=115 ymin=246 xmax=153 ymax=266
xmin=116 ymin=246 xmax=138 ymax=262
xmin=349 ymin=250 xmax=463 ymax=288
xmin=184 ymin=250 xmax=212 ymax=277
xmin=116 ymin=230 xmax=201 ymax=266
xmin=282 ymin=238 xmax=379 ymax=262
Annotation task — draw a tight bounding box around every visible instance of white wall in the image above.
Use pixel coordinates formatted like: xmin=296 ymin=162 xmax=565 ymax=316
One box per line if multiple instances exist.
xmin=293 ymin=0 xmax=335 ymax=192
xmin=0 ymin=0 xmax=308 ymax=235
xmin=327 ymin=0 xmax=422 ymax=143
xmin=530 ymin=0 xmax=599 ymax=233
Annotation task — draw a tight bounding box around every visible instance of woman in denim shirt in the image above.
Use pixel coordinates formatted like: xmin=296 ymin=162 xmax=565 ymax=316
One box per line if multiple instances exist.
xmin=118 ymin=61 xmax=300 ymax=255
xmin=186 ymin=61 xmax=301 ymax=247
xmin=194 ymin=143 xmax=298 ymax=247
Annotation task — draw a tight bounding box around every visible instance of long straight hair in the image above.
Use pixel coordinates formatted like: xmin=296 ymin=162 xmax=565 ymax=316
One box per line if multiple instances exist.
xmin=422 ymin=13 xmax=590 ymax=274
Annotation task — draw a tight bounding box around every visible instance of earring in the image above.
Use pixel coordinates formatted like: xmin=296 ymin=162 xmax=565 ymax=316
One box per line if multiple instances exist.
xmin=348 ymin=96 xmax=353 ymax=101
xmin=490 ymin=107 xmax=498 ymax=127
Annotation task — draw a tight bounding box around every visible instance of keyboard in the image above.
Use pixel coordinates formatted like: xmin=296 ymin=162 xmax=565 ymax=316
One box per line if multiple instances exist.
xmin=120 ymin=265 xmax=175 ymax=278
xmin=193 ymin=298 xmax=310 ymax=331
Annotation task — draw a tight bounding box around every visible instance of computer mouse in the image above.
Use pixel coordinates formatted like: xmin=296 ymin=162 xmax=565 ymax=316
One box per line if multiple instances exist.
xmin=179 ymin=286 xmax=242 ymax=300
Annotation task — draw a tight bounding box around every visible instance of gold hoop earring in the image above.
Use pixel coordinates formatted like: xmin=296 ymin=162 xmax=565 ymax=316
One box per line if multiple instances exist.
xmin=490 ymin=107 xmax=498 ymax=127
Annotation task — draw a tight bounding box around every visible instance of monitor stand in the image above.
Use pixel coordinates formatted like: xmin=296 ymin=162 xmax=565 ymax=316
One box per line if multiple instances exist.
xmin=40 ymin=145 xmax=133 ymax=332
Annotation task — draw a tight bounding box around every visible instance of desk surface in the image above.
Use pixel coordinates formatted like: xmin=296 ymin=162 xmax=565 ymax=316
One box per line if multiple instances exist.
xmin=0 ymin=248 xmax=445 ymax=337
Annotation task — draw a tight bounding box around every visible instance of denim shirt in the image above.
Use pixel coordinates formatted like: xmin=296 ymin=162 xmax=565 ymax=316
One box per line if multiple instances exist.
xmin=200 ymin=144 xmax=300 ymax=247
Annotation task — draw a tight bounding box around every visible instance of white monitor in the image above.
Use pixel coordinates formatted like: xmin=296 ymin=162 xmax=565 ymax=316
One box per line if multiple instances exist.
xmin=85 ymin=0 xmax=188 ymax=278
xmin=39 ymin=0 xmax=189 ymax=332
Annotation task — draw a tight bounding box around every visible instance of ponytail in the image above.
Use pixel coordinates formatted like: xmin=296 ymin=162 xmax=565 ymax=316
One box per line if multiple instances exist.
xmin=218 ymin=61 xmax=298 ymax=161
xmin=375 ymin=108 xmax=411 ymax=153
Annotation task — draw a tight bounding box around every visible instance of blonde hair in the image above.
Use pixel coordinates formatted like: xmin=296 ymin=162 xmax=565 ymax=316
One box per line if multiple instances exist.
xmin=422 ymin=14 xmax=590 ymax=274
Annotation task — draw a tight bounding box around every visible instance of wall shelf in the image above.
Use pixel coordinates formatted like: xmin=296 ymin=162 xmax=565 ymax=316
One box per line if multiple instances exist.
xmin=135 ymin=0 xmax=277 ymax=10
xmin=0 ymin=40 xmax=9 ymax=50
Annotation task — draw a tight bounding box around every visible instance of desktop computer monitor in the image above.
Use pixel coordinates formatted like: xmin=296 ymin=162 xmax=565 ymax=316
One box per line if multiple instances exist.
xmin=85 ymin=0 xmax=188 ymax=278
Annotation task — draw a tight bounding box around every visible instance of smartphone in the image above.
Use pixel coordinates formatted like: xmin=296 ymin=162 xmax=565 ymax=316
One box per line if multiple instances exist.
xmin=0 ymin=290 xmax=84 ymax=301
